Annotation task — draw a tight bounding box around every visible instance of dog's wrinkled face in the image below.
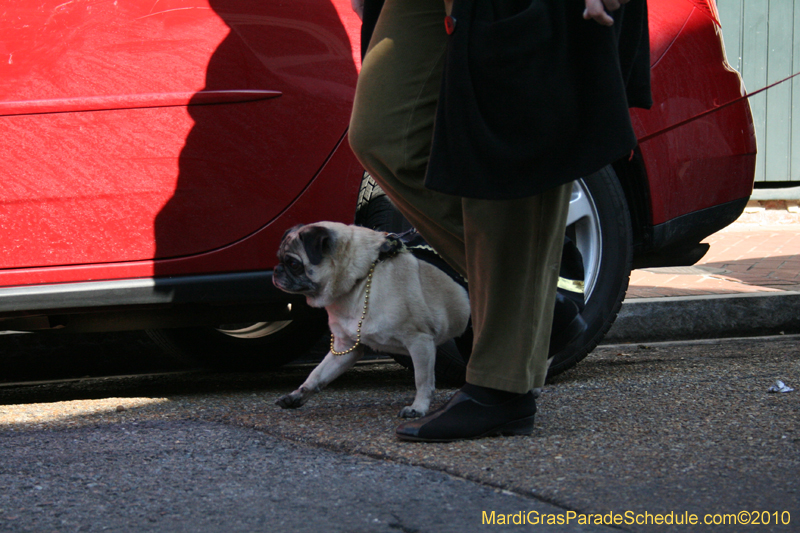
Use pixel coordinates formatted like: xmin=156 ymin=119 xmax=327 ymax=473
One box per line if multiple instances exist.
xmin=273 ymin=224 xmax=336 ymax=300
xmin=273 ymin=221 xmax=385 ymax=308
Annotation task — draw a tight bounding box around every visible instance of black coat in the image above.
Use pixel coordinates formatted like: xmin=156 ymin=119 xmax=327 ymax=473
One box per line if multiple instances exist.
xmin=361 ymin=0 xmax=652 ymax=200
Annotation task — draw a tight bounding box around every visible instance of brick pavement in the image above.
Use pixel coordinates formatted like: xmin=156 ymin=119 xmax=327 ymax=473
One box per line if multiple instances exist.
xmin=626 ymin=221 xmax=800 ymax=299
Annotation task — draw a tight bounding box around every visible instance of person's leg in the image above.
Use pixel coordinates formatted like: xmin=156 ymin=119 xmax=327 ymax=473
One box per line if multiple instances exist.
xmin=395 ymin=183 xmax=572 ymax=442
xmin=463 ymin=183 xmax=573 ymax=393
xmin=349 ymin=0 xmax=468 ymax=277
xmin=351 ymin=0 xmax=582 ymax=442
xmin=351 ymin=0 xmax=575 ymax=386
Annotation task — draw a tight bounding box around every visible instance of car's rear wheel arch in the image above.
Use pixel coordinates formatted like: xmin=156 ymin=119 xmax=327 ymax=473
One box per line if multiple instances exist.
xmin=611 ymin=148 xmax=652 ymax=255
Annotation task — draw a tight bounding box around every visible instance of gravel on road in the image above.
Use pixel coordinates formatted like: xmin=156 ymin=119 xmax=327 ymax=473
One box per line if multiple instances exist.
xmin=1 ymin=336 xmax=798 ymax=532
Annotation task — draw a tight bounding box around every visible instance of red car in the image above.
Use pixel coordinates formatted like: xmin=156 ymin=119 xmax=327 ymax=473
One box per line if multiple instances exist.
xmin=0 ymin=0 xmax=755 ymax=375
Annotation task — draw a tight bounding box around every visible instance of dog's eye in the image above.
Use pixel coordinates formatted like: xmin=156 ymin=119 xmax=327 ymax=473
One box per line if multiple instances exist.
xmin=285 ymin=257 xmax=304 ymax=275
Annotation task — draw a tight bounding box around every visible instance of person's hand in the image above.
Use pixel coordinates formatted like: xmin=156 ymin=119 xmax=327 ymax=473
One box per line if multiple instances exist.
xmin=583 ymin=0 xmax=629 ymax=26
xmin=351 ymin=0 xmax=364 ymax=20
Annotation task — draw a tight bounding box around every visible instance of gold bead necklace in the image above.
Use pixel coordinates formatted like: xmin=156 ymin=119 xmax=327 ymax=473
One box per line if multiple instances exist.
xmin=330 ymin=260 xmax=376 ymax=356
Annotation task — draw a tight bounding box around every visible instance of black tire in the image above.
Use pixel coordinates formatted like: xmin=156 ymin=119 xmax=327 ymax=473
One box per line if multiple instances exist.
xmin=356 ymin=168 xmax=633 ymax=381
xmin=146 ymin=311 xmax=328 ymax=371
xmin=355 ymin=172 xmax=469 ymax=386
xmin=354 ymin=171 xmax=413 ymax=233
xmin=546 ymin=166 xmax=633 ymax=377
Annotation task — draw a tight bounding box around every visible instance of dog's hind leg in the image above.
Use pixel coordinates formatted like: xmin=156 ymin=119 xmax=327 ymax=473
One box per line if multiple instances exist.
xmin=398 ymin=339 xmax=436 ymax=418
xmin=275 ymin=347 xmax=364 ymax=409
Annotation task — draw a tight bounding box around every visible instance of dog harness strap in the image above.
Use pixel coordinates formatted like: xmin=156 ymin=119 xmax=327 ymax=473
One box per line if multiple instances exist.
xmin=401 ymin=230 xmax=469 ymax=291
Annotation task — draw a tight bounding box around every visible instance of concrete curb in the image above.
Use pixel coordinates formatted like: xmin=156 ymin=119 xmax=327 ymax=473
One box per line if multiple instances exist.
xmin=603 ymin=291 xmax=800 ymax=343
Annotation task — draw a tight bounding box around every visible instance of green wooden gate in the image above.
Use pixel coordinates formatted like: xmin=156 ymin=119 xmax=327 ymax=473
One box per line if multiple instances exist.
xmin=718 ymin=0 xmax=800 ymax=184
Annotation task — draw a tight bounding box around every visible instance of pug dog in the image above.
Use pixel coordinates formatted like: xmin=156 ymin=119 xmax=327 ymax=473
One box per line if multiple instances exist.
xmin=272 ymin=222 xmax=470 ymax=417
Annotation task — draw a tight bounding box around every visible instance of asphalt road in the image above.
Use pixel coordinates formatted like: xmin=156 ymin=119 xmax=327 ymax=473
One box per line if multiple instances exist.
xmin=0 ymin=330 xmax=186 ymax=384
xmin=0 ymin=333 xmax=798 ymax=532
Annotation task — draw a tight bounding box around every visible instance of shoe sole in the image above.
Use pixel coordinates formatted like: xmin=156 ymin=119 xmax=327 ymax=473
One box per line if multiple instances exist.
xmin=396 ymin=415 xmax=535 ymax=443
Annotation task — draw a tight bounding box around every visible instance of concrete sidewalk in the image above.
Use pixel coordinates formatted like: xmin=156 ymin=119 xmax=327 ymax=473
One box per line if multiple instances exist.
xmin=606 ymin=211 xmax=800 ymax=343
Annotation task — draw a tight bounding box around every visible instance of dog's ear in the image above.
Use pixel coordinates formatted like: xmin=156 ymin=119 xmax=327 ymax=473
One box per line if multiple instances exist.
xmin=282 ymin=224 xmax=303 ymax=243
xmin=300 ymin=225 xmax=334 ymax=265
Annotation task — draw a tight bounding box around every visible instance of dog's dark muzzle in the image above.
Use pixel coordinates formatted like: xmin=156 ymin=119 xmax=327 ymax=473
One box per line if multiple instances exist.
xmin=272 ymin=264 xmax=316 ymax=295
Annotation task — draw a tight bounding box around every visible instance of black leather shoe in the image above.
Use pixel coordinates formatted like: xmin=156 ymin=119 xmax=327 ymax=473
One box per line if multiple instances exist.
xmin=548 ymin=292 xmax=587 ymax=356
xmin=395 ymin=389 xmax=536 ymax=442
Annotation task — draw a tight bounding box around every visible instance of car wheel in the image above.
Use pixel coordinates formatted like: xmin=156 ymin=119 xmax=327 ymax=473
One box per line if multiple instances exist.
xmin=146 ymin=311 xmax=328 ymax=371
xmin=356 ymin=166 xmax=633 ymax=380
xmin=355 ymin=172 xmax=413 ymax=233
xmin=547 ymin=165 xmax=633 ymax=377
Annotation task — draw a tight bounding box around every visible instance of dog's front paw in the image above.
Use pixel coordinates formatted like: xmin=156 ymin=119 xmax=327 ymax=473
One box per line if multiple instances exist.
xmin=398 ymin=406 xmax=426 ymax=418
xmin=275 ymin=391 xmax=306 ymax=409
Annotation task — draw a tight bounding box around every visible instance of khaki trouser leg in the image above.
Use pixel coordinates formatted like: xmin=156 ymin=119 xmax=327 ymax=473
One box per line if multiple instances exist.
xmin=463 ymin=186 xmax=571 ymax=392
xmin=348 ymin=0 xmax=468 ymax=275
xmin=349 ymin=0 xmax=572 ymax=393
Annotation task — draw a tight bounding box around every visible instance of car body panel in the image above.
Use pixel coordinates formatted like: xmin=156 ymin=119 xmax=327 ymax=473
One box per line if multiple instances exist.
xmin=0 ymin=0 xmax=756 ymax=325
xmin=632 ymin=0 xmax=757 ymax=226
xmin=0 ymin=131 xmax=361 ymax=288
xmin=0 ymin=0 xmax=361 ymax=271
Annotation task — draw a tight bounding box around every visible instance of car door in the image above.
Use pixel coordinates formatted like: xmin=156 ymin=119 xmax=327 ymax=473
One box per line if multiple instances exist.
xmin=0 ymin=0 xmax=360 ymax=270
